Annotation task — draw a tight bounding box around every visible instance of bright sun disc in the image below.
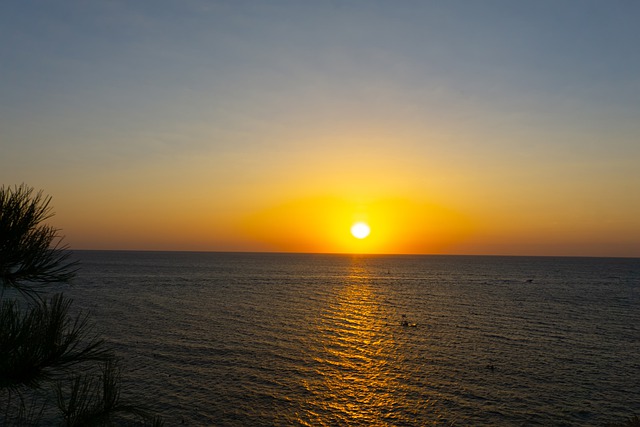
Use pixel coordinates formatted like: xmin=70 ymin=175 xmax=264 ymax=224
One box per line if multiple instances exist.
xmin=351 ymin=222 xmax=370 ymax=239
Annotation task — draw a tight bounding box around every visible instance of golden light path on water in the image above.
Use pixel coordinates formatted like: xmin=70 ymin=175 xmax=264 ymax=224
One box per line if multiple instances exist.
xmin=297 ymin=258 xmax=435 ymax=426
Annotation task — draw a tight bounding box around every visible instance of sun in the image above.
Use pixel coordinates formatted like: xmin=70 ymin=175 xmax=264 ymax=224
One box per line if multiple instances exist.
xmin=350 ymin=222 xmax=371 ymax=239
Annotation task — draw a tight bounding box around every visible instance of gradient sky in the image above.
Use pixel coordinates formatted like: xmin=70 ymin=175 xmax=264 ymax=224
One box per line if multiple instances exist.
xmin=1 ymin=0 xmax=639 ymax=256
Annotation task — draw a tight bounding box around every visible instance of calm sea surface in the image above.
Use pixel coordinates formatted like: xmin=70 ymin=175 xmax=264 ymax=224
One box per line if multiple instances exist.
xmin=62 ymin=251 xmax=639 ymax=426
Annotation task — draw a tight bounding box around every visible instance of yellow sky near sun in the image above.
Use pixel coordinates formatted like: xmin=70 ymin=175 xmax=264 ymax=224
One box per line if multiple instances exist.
xmin=38 ymin=121 xmax=639 ymax=257
xmin=241 ymin=195 xmax=473 ymax=254
xmin=28 ymin=112 xmax=637 ymax=257
xmin=50 ymin=176 xmax=640 ymax=256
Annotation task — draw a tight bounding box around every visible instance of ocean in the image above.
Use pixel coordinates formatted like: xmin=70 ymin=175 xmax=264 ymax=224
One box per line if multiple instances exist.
xmin=62 ymin=251 xmax=639 ymax=426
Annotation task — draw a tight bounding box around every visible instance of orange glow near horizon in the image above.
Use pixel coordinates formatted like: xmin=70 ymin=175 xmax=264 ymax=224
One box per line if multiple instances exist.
xmin=239 ymin=196 xmax=473 ymax=254
xmin=49 ymin=149 xmax=640 ymax=257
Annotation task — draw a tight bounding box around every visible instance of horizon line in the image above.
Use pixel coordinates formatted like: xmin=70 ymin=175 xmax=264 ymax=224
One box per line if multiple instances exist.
xmin=68 ymin=248 xmax=640 ymax=260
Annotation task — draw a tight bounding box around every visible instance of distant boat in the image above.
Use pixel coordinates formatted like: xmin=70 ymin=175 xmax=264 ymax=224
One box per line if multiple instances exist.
xmin=401 ymin=314 xmax=417 ymax=327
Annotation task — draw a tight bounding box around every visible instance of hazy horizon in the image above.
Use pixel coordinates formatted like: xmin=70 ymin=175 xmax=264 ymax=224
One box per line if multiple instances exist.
xmin=67 ymin=247 xmax=640 ymax=260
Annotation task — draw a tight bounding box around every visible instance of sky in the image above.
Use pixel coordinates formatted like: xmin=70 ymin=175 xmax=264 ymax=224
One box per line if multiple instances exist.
xmin=1 ymin=0 xmax=639 ymax=256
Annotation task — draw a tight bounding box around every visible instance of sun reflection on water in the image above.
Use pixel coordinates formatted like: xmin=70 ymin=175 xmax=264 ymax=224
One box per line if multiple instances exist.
xmin=298 ymin=258 xmax=433 ymax=426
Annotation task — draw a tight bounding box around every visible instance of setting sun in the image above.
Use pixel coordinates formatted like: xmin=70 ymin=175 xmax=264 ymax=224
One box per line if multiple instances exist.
xmin=350 ymin=222 xmax=371 ymax=239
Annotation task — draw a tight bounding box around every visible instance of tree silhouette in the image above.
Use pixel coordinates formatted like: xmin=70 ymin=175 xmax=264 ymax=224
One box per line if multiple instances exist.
xmin=1 ymin=185 xmax=162 ymax=426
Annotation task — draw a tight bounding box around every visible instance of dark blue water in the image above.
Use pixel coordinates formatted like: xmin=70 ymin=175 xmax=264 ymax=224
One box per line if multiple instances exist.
xmin=62 ymin=251 xmax=640 ymax=426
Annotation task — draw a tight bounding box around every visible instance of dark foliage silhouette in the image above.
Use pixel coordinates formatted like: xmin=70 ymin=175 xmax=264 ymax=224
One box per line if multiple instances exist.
xmin=1 ymin=184 xmax=162 ymax=426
